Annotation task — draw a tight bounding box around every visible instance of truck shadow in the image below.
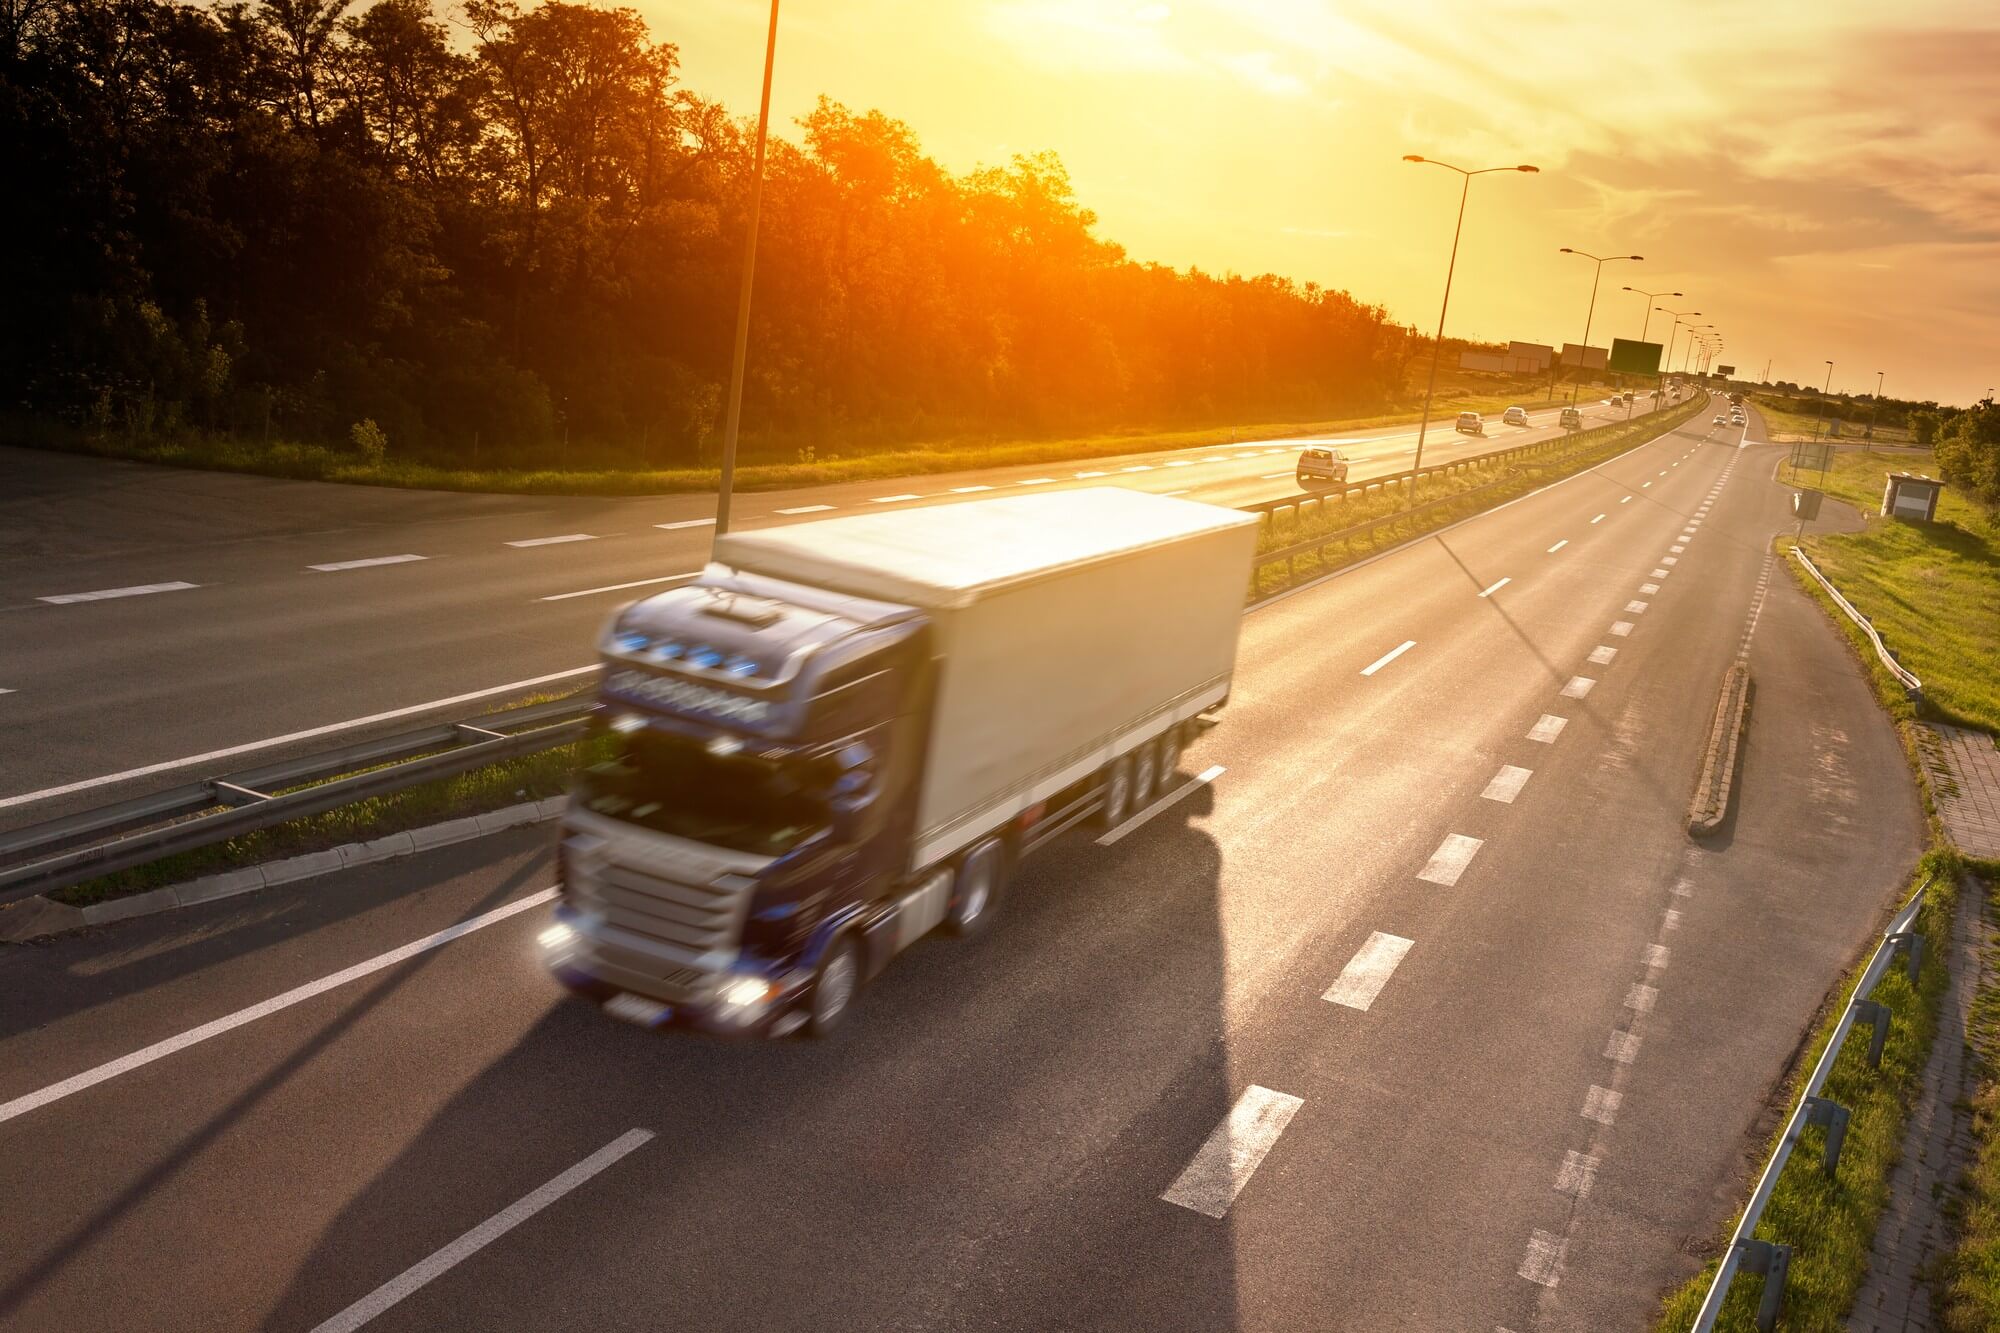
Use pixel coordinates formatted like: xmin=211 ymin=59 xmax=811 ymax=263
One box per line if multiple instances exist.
xmin=258 ymin=807 xmax=1247 ymax=1331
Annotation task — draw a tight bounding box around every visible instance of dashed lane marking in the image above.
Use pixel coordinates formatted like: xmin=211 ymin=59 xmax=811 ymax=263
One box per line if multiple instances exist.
xmin=1160 ymin=1086 xmax=1304 ymax=1218
xmin=1610 ymin=621 xmax=1634 ymax=636
xmin=1481 ymin=765 xmax=1532 ymax=803
xmin=505 ymin=533 xmax=596 ymax=547
xmin=309 ymin=555 xmax=426 ymax=572
xmin=654 ymin=518 xmax=715 ymax=530
xmin=1323 ymin=932 xmax=1415 ymax=1010
xmin=1417 ymin=833 xmax=1483 ymax=886
xmin=540 ymin=573 xmax=699 ymax=602
xmin=1560 ymin=676 xmax=1596 ymax=699
xmin=1590 ymin=514 xmax=1605 ymax=524
xmin=1555 ymin=1151 xmax=1599 ymax=1200
xmin=1360 ymin=640 xmax=1417 ymax=676
xmin=1527 ymin=714 xmax=1567 ymax=743
xmin=1588 ymin=646 xmax=1617 ymax=665
xmin=775 ymin=504 xmax=835 ymax=515
xmin=1547 ymin=540 xmax=1569 ymax=553
xmin=38 ymin=581 xmax=201 ymax=605
xmin=1478 ymin=578 xmax=1511 ymax=598
xmin=871 ymin=494 xmax=922 ymax=503
xmin=949 ymin=485 xmax=993 ymax=493
xmin=1520 ymin=1230 xmax=1568 ymax=1288
xmin=1582 ymin=1085 xmax=1622 ymax=1125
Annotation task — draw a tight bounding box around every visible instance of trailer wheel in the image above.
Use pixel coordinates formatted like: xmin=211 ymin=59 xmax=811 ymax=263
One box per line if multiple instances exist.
xmin=946 ymin=837 xmax=1005 ymax=938
xmin=1132 ymin=740 xmax=1159 ymax=806
xmin=805 ymin=935 xmax=860 ymax=1038
xmin=1098 ymin=754 xmax=1135 ymax=828
xmin=1157 ymin=727 xmax=1183 ymax=791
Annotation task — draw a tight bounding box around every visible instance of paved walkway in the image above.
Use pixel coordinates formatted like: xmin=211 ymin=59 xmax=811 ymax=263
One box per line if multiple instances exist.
xmin=1849 ymin=874 xmax=1990 ymax=1332
xmin=1925 ymin=725 xmax=2000 ymax=861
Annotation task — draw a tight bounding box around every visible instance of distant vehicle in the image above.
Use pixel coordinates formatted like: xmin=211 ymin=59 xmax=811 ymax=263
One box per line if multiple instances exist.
xmin=545 ymin=490 xmax=1258 ymax=1037
xmin=1502 ymin=406 xmax=1529 ymax=426
xmin=1727 ymin=392 xmax=1744 ymax=405
xmin=1622 ymin=392 xmax=1635 ymax=404
xmin=1295 ymin=447 xmax=1350 ymax=487
xmin=1559 ymin=406 xmax=1583 ymax=430
xmin=1455 ymin=411 xmax=1484 ymax=435
xmin=1713 ymin=414 xmax=1726 ymax=425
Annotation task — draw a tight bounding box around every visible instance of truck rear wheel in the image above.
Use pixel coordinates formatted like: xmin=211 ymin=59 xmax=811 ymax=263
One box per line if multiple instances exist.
xmin=1098 ymin=754 xmax=1134 ymax=828
xmin=1156 ymin=727 xmax=1183 ymax=791
xmin=946 ymin=837 xmax=1005 ymax=938
xmin=805 ymin=936 xmax=859 ymax=1038
xmin=1132 ymin=741 xmax=1159 ymax=805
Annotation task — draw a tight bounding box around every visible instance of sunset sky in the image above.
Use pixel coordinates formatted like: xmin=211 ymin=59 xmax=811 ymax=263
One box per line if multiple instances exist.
xmin=661 ymin=0 xmax=2000 ymax=408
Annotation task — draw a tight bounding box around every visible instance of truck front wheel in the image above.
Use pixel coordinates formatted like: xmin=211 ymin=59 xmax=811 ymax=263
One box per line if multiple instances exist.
xmin=946 ymin=837 xmax=1006 ymax=938
xmin=805 ymin=936 xmax=860 ymax=1038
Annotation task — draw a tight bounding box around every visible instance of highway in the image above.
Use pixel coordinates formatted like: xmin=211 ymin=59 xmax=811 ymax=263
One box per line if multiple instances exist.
xmin=0 ymin=402 xmax=1926 ymax=1330
xmin=0 ymin=394 xmax=1658 ymax=827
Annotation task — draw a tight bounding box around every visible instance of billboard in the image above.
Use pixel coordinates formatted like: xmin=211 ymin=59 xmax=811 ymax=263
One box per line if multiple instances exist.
xmin=1607 ymin=338 xmax=1663 ymax=375
xmin=1558 ymin=343 xmax=1608 ymax=370
xmin=1717 ymin=364 xmax=1736 ymax=376
xmin=1507 ymin=341 xmax=1555 ymax=372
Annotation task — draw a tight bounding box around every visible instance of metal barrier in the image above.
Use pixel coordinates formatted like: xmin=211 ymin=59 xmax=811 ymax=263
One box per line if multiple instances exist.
xmin=1691 ymin=872 xmax=1935 ymax=1332
xmin=1789 ymin=546 xmax=1924 ymax=702
xmin=0 ymin=695 xmax=597 ymax=905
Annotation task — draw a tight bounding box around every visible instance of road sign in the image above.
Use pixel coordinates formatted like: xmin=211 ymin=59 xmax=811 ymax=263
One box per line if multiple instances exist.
xmin=1791 ymin=441 xmax=1833 ymax=471
xmin=1717 ymin=363 xmax=1736 ymax=376
xmin=1793 ymin=489 xmax=1823 ymax=520
xmin=1608 ymin=338 xmax=1663 ymax=375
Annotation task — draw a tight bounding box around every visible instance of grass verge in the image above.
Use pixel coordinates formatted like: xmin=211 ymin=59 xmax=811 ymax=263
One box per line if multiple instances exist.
xmin=10 ymin=381 xmax=1594 ymax=497
xmin=1248 ymin=395 xmax=1712 ymax=597
xmin=1755 ymin=395 xmax=1914 ymax=445
xmin=1655 ymin=851 xmax=1963 ymax=1332
xmin=1940 ymin=871 xmax=2000 ymax=1331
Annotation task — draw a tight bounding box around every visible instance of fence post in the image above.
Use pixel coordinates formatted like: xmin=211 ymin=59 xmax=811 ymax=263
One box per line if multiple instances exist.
xmin=1854 ymin=999 xmax=1893 ymax=1068
xmin=1801 ymin=1096 xmax=1851 ymax=1178
xmin=1888 ymin=930 xmax=1924 ymax=983
xmin=1732 ymin=1239 xmax=1791 ymax=1333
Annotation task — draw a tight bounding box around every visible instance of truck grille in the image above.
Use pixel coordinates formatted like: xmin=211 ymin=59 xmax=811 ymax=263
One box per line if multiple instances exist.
xmin=565 ymin=836 xmax=755 ymax=958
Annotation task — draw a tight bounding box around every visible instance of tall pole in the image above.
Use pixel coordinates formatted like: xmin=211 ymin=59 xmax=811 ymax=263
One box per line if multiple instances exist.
xmin=1559 ymin=249 xmax=1642 ymax=405
xmin=1812 ymin=359 xmax=1834 ymax=442
xmin=1866 ymin=370 xmax=1884 ymax=453
xmin=1402 ymin=156 xmax=1538 ymax=504
xmin=1620 ymin=287 xmax=1680 ymax=419
xmin=713 ymin=0 xmax=781 ymax=542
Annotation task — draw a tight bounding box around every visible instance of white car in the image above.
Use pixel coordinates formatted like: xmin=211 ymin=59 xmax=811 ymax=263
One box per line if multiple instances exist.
xmin=1713 ymin=415 xmax=1726 ymax=425
xmin=1502 ymin=406 xmax=1529 ymax=426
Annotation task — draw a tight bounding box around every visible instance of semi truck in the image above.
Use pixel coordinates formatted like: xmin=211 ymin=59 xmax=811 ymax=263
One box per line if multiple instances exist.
xmin=541 ymin=488 xmax=1259 ymax=1037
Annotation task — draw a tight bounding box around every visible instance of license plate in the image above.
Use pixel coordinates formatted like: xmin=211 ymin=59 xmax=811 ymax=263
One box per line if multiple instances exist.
xmin=603 ymin=992 xmax=670 ymax=1027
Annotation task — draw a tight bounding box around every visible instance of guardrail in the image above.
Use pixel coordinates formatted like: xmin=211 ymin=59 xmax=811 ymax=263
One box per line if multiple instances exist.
xmin=1691 ymin=871 xmax=1936 ymax=1332
xmin=0 ymin=695 xmax=597 ymax=906
xmin=1789 ymin=545 xmax=1924 ymax=702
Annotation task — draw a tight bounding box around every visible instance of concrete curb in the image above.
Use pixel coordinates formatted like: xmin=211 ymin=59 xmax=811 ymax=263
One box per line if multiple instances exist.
xmin=0 ymin=795 xmax=568 ymax=944
xmin=1689 ymin=662 xmax=1753 ymax=837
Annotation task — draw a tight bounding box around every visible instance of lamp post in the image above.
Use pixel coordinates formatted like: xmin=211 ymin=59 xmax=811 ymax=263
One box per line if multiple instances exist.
xmin=1620 ymin=286 xmax=1681 ymax=416
xmin=713 ymin=0 xmax=782 ymax=542
xmin=1812 ymin=359 xmax=1835 ymax=442
xmin=1401 ymin=155 xmax=1539 ymax=499
xmin=1679 ymin=324 xmax=1714 ymax=375
xmin=1657 ymin=307 xmax=1700 ymax=392
xmin=1866 ymin=370 xmax=1884 ymax=453
xmin=1558 ymin=248 xmax=1642 ymax=404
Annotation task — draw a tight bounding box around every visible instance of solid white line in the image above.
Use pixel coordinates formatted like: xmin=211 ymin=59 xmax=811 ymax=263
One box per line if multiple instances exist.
xmin=539 ymin=573 xmax=699 ymax=602
xmin=309 ymin=1128 xmax=653 ymax=1333
xmin=39 ymin=581 xmax=201 ymax=605
xmin=775 ymin=504 xmax=835 ymax=515
xmin=0 ymin=888 xmax=558 ymax=1125
xmin=1527 ymin=714 xmax=1567 ymax=743
xmin=1478 ymin=578 xmax=1511 ymax=598
xmin=1160 ymin=1085 xmax=1303 ymax=1218
xmin=1561 ymin=676 xmax=1595 ymax=698
xmin=949 ymin=485 xmax=993 ymax=493
xmin=0 ymin=688 xmax=13 ymax=696
xmin=1588 ymin=646 xmax=1617 ymax=665
xmin=0 ymin=671 xmax=596 ymax=810
xmin=871 ymin=494 xmax=921 ymax=503
xmin=1323 ymin=932 xmax=1415 ymax=1010
xmin=654 ymin=518 xmax=715 ymax=530
xmin=1360 ymin=640 xmax=1416 ymax=676
xmin=505 ymin=533 xmax=595 ymax=547
xmin=1590 ymin=514 xmax=1605 ymax=524
xmin=1097 ymin=765 xmax=1224 ymax=846
xmin=1481 ymin=765 xmax=1532 ymax=803
xmin=1417 ymin=833 xmax=1482 ymax=886
xmin=309 ymin=555 xmax=426 ymax=572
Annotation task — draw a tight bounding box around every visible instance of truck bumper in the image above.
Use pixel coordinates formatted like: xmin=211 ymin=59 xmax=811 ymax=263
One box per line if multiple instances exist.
xmin=541 ymin=905 xmax=811 ymax=1040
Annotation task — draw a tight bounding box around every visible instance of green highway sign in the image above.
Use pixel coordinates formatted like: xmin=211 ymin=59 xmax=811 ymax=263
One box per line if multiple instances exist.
xmin=1608 ymin=338 xmax=1663 ymax=375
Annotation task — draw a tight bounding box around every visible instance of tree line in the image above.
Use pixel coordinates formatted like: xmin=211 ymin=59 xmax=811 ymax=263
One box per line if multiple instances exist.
xmin=2 ymin=0 xmax=1409 ymax=471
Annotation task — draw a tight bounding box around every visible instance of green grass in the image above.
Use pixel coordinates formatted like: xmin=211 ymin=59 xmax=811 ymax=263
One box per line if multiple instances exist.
xmin=1793 ymin=449 xmax=2000 ymax=735
xmin=1755 ymin=395 xmax=1914 ymax=445
xmin=11 ymin=380 xmax=1567 ymax=497
xmin=1249 ymin=394 xmax=1713 ymax=597
xmin=1940 ymin=873 xmax=2000 ymax=1331
xmin=49 ymin=737 xmax=609 ymax=907
xmin=1656 ymin=852 xmax=1963 ymax=1332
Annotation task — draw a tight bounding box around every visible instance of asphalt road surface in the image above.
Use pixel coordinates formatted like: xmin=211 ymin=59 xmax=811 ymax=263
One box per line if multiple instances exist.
xmin=0 ymin=395 xmax=1659 ymax=828
xmin=0 ymin=403 xmax=1925 ymax=1330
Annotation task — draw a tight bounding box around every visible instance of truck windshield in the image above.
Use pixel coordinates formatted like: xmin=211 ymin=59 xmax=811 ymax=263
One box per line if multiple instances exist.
xmin=577 ymin=732 xmax=829 ymax=856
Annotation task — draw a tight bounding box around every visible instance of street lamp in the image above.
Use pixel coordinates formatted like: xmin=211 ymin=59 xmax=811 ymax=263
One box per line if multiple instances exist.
xmin=1401 ymin=155 xmax=1540 ymax=498
xmin=1656 ymin=307 xmax=1700 ymax=393
xmin=1557 ymin=248 xmax=1642 ymax=404
xmin=713 ymin=0 xmax=782 ymax=541
xmin=1866 ymin=370 xmax=1885 ymax=453
xmin=1812 ymin=359 xmax=1835 ymax=442
xmin=1621 ymin=286 xmax=1682 ymax=416
xmin=1679 ymin=324 xmax=1714 ymax=375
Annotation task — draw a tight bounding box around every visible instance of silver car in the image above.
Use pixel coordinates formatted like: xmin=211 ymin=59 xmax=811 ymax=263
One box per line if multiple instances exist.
xmin=1295 ymin=447 xmax=1350 ymax=487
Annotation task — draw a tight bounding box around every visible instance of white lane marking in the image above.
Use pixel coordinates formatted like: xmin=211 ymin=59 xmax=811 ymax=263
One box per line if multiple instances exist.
xmin=38 ymin=581 xmax=201 ymax=605
xmin=1657 ymin=469 xmax=1667 ymax=476
xmin=1202 ymin=457 xmax=1229 ymax=464
xmin=1263 ymin=448 xmax=1287 ymax=455
xmin=1605 ymin=1030 xmax=1642 ymax=1063
xmin=0 ymin=688 xmax=13 ymax=696
xmin=1235 ymin=453 xmax=1260 ymax=460
xmin=1360 ymin=640 xmax=1417 ymax=676
xmin=1588 ymin=646 xmax=1617 ymax=665
xmin=1651 ymin=568 xmax=1670 ymax=579
xmin=775 ymin=504 xmax=835 ymax=515
xmin=1626 ymin=600 xmax=1649 ymax=613
xmin=1640 ymin=583 xmax=1660 ymax=595
xmin=1164 ymin=460 xmax=1195 ymax=468
xmin=871 ymin=493 xmax=922 ymax=503
xmin=1121 ymin=466 xmax=1153 ymax=473
xmin=1561 ymin=676 xmax=1596 ymax=699
xmin=1673 ymin=460 xmax=1682 ymax=467
xmin=309 ymin=555 xmax=426 ymax=572
xmin=1261 ymin=471 xmax=1294 ymax=480
xmin=1620 ymin=495 xmax=1632 ymax=503
xmin=539 ymin=573 xmax=699 ymax=602
xmin=1481 ymin=765 xmax=1532 ymax=803
xmin=1520 ymin=1230 xmax=1568 ymax=1288
xmin=949 ymin=485 xmax=993 ymax=493
xmin=309 ymin=1128 xmax=653 ymax=1333
xmin=1323 ymin=932 xmax=1415 ymax=1010
xmin=1610 ymin=621 xmax=1634 ymax=636
xmin=1590 ymin=513 xmax=1605 ymax=524
xmin=1641 ymin=481 xmax=1653 ymax=488
xmin=1662 ymin=556 xmax=1679 ymax=565
xmin=1645 ymin=943 xmax=1671 ymax=969
xmin=1528 ymin=714 xmax=1567 ymax=743
xmin=1625 ymin=983 xmax=1659 ymax=1013
xmin=1670 ymin=544 xmax=1686 ymax=553
xmin=1018 ymin=478 xmax=1056 ymax=486
xmin=1074 ymin=471 xmax=1108 ymax=479
xmin=1546 ymin=539 xmax=1568 ymax=553
xmin=0 ymin=671 xmax=595 ymax=811
xmin=1555 ymin=1151 xmax=1599 ymax=1200
xmin=1582 ymin=1084 xmax=1622 ymax=1125
xmin=1160 ymin=1085 xmax=1304 ymax=1218
xmin=1478 ymin=578 xmax=1511 ymax=598
xmin=1417 ymin=833 xmax=1483 ymax=886
xmin=0 ymin=888 xmax=558 ymax=1124
xmin=654 ymin=518 xmax=715 ymax=530
xmin=506 ymin=533 xmax=595 ymax=547
xmin=1664 ymin=909 xmax=1684 ymax=929
xmin=1097 ymin=765 xmax=1225 ymax=847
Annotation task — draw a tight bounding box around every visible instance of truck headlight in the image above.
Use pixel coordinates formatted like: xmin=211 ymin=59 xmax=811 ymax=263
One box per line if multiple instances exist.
xmin=717 ymin=975 xmax=778 ymax=1020
xmin=538 ymin=923 xmax=575 ymax=951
